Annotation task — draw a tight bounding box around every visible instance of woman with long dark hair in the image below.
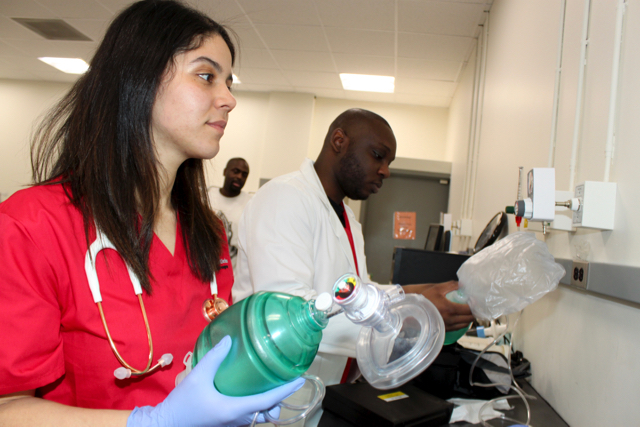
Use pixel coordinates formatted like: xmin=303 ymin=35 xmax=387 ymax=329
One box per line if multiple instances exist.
xmin=0 ymin=1 xmax=302 ymax=425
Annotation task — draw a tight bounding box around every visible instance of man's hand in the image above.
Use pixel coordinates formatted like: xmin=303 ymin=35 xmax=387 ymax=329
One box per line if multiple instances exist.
xmin=403 ymin=281 xmax=474 ymax=331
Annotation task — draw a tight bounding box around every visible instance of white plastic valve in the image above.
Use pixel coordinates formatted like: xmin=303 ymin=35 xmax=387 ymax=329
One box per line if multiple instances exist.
xmin=114 ymin=367 xmax=132 ymax=380
xmin=159 ymin=353 xmax=173 ymax=367
xmin=315 ymin=293 xmax=333 ymax=311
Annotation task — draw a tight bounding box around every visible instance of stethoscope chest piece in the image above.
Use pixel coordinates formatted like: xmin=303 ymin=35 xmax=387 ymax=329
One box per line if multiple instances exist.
xmin=202 ymin=295 xmax=228 ymax=322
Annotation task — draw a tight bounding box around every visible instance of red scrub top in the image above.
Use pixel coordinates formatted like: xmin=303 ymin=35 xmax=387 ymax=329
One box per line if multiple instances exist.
xmin=0 ymin=184 xmax=233 ymax=409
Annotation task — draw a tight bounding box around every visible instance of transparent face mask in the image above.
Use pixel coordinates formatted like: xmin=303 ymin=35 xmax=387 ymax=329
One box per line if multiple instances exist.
xmin=330 ymin=273 xmax=445 ymax=389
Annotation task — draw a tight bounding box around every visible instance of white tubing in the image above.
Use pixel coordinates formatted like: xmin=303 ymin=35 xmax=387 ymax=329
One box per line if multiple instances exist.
xmin=604 ymin=0 xmax=628 ymax=182
xmin=548 ymin=0 xmax=567 ymax=168
xmin=462 ymin=34 xmax=483 ymax=219
xmin=467 ymin=12 xmax=489 ymax=221
xmin=569 ymin=0 xmax=592 ymax=190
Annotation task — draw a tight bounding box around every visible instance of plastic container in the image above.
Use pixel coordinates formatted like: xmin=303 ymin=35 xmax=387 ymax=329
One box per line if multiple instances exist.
xmin=191 ymin=291 xmax=329 ymax=396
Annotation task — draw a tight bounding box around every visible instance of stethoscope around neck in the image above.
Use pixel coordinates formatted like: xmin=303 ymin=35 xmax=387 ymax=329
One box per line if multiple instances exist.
xmin=84 ymin=229 xmax=228 ymax=380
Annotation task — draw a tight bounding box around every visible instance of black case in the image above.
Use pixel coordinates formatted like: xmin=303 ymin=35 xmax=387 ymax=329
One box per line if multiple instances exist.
xmin=391 ymin=247 xmax=469 ymax=285
xmin=322 ymin=382 xmax=454 ymax=427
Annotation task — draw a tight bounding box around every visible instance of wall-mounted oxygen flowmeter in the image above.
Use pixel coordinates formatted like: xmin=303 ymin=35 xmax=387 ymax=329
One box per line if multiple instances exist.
xmin=507 ymin=167 xmax=617 ymax=232
xmin=513 ymin=168 xmax=556 ymax=222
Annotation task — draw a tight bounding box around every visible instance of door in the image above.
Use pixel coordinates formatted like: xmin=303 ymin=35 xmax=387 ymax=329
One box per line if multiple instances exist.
xmin=361 ymin=173 xmax=449 ymax=283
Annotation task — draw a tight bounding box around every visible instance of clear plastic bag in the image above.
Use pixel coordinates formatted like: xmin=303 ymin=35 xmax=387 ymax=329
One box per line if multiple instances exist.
xmin=457 ymin=232 xmax=565 ymax=321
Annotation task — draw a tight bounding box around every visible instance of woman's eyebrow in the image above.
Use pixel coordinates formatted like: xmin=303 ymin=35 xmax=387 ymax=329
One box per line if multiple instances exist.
xmin=191 ymin=56 xmax=233 ymax=82
xmin=191 ymin=56 xmax=222 ymax=72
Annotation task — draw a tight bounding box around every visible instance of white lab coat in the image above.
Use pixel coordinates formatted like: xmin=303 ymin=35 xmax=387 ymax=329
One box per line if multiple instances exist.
xmin=235 ymin=158 xmax=383 ymax=380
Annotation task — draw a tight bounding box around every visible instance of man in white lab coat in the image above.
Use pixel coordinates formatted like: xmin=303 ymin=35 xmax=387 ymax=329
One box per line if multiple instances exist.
xmin=234 ymin=109 xmax=473 ymax=398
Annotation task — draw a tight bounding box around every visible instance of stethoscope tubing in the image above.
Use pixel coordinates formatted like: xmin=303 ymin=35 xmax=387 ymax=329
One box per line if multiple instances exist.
xmin=85 ymin=228 xmax=221 ymax=379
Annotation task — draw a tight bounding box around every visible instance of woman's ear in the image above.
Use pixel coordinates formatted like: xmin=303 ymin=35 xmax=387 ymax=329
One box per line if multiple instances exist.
xmin=329 ymin=128 xmax=349 ymax=154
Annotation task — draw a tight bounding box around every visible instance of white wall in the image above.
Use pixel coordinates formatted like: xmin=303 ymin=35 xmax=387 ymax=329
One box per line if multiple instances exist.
xmin=0 ymin=79 xmax=71 ymax=200
xmin=308 ymin=97 xmax=449 ymax=162
xmin=205 ymin=91 xmax=270 ymax=192
xmin=447 ymin=0 xmax=640 ymax=425
xmin=0 ymin=83 xmax=447 ymax=197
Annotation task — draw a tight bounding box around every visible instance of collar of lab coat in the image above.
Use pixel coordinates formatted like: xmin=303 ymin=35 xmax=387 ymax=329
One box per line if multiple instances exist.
xmin=299 ymin=158 xmax=360 ymax=274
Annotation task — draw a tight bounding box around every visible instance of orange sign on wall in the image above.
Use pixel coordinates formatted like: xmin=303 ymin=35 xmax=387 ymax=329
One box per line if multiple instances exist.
xmin=393 ymin=211 xmax=416 ymax=240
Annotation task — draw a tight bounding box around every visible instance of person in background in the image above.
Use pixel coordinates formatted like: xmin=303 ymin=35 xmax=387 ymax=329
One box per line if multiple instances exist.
xmin=0 ymin=1 xmax=302 ymax=426
xmin=208 ymin=158 xmax=252 ymax=270
xmin=235 ymin=109 xmax=474 ymax=409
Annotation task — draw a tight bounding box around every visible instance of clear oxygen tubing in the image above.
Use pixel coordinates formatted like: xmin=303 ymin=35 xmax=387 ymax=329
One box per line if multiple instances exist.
xmin=466 ymin=312 xmax=536 ymax=427
xmin=248 ymin=374 xmax=325 ymax=427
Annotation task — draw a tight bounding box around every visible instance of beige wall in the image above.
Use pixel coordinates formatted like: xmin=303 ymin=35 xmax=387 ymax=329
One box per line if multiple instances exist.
xmin=0 ymin=79 xmax=71 ymax=200
xmin=447 ymin=0 xmax=640 ymax=425
xmin=0 ymin=83 xmax=447 ymax=198
xmin=205 ymin=91 xmax=270 ymax=192
xmin=308 ymin=97 xmax=449 ymax=162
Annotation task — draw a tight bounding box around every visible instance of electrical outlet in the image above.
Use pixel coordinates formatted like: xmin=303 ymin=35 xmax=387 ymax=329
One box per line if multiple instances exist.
xmin=570 ymin=260 xmax=589 ymax=290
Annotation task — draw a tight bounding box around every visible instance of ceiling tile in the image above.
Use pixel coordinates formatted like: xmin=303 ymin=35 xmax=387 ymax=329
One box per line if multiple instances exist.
xmin=35 ymin=0 xmax=113 ymax=20
xmin=394 ymin=78 xmax=456 ymax=97
xmin=332 ymin=53 xmax=394 ymax=76
xmin=449 ymin=0 xmax=493 ymax=4
xmin=235 ymin=67 xmax=291 ymax=87
xmin=231 ymin=24 xmax=266 ymax=50
xmin=316 ymin=0 xmax=394 ymax=31
xmin=397 ymin=57 xmax=461 ymax=81
xmin=0 ymin=0 xmax=493 ymax=106
xmin=398 ymin=0 xmax=487 ymax=37
xmin=65 ymin=19 xmax=110 ymax=43
xmin=94 ymin=0 xmax=136 ymax=15
xmin=326 ymin=28 xmax=394 ymax=56
xmin=0 ymin=41 xmax=29 ymax=56
xmin=3 ymin=39 xmax=97 ymax=60
xmin=282 ymin=70 xmax=341 ymax=89
xmin=0 ymin=17 xmax=43 ymax=40
xmin=398 ymin=32 xmax=474 ymax=62
xmin=0 ymin=0 xmax=58 ymax=18
xmin=236 ymin=0 xmax=320 ymax=26
xmin=254 ymin=24 xmax=328 ymax=52
xmin=190 ymin=0 xmax=247 ymax=24
xmin=235 ymin=48 xmax=279 ymax=69
xmin=270 ymin=50 xmax=335 ymax=72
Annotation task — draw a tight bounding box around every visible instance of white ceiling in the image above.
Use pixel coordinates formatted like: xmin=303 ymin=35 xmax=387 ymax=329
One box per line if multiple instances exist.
xmin=0 ymin=0 xmax=492 ymax=107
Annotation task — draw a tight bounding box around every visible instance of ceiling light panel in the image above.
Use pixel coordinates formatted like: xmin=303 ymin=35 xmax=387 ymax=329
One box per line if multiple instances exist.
xmin=340 ymin=73 xmax=395 ymax=93
xmin=38 ymin=57 xmax=89 ymax=74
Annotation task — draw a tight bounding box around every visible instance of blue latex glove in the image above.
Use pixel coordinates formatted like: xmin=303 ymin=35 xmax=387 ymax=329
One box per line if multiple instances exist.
xmin=128 ymin=335 xmax=305 ymax=427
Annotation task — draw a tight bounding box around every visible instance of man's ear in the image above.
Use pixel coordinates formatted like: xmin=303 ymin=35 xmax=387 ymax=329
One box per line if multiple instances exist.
xmin=330 ymin=128 xmax=349 ymax=154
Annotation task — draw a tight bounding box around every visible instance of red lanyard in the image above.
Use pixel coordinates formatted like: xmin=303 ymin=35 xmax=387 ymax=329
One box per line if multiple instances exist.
xmin=341 ymin=203 xmax=359 ymax=276
xmin=340 ymin=203 xmax=361 ymax=384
